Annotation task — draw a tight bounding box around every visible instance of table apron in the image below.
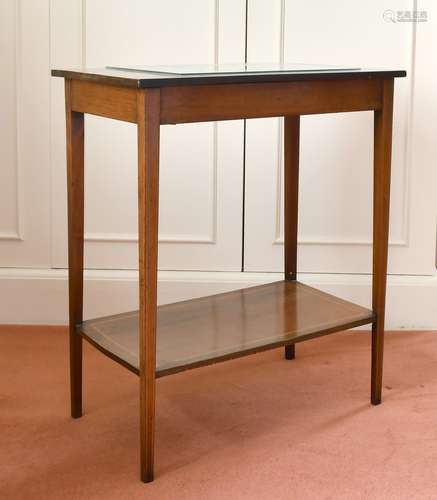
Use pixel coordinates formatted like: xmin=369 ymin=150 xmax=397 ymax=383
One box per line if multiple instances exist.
xmin=69 ymin=78 xmax=385 ymax=125
xmin=161 ymin=78 xmax=383 ymax=124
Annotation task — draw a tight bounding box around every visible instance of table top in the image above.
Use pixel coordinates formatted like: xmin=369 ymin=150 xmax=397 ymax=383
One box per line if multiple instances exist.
xmin=52 ymin=63 xmax=406 ymax=88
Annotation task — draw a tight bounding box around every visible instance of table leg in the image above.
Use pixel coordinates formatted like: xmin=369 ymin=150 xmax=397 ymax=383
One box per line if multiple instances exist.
xmin=371 ymin=79 xmax=394 ymax=405
xmin=137 ymin=88 xmax=160 ymax=482
xmin=65 ymin=80 xmax=84 ymax=419
xmin=283 ymin=115 xmax=300 ymax=360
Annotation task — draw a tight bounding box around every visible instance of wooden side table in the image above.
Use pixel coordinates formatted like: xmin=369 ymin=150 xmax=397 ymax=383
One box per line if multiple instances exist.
xmin=52 ymin=64 xmax=406 ymax=482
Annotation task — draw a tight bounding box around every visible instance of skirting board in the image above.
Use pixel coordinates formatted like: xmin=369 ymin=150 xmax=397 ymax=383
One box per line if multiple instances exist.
xmin=0 ymin=268 xmax=437 ymax=328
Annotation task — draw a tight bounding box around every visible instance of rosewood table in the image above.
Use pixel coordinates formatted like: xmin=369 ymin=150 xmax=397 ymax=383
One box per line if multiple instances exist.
xmin=51 ymin=63 xmax=406 ymax=482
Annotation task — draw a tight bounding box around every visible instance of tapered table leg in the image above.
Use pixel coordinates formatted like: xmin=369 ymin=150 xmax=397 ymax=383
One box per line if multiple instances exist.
xmin=137 ymin=88 xmax=160 ymax=482
xmin=65 ymin=80 xmax=84 ymax=419
xmin=371 ymin=79 xmax=394 ymax=405
xmin=283 ymin=115 xmax=300 ymax=360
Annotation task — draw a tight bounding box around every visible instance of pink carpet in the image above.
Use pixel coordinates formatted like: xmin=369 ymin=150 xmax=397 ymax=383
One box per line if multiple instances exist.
xmin=2 ymin=326 xmax=437 ymax=499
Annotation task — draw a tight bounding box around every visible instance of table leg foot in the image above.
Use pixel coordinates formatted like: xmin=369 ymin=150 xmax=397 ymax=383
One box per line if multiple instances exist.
xmin=141 ymin=472 xmax=154 ymax=483
xmin=371 ymin=321 xmax=384 ymax=406
xmin=284 ymin=344 xmax=295 ymax=360
xmin=70 ymin=333 xmax=83 ymax=418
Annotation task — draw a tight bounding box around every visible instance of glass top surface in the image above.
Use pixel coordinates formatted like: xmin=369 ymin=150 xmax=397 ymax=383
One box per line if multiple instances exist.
xmin=107 ymin=62 xmax=361 ymax=76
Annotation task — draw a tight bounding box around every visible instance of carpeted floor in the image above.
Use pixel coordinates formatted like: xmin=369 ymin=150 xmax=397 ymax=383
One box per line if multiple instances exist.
xmin=2 ymin=326 xmax=437 ymax=500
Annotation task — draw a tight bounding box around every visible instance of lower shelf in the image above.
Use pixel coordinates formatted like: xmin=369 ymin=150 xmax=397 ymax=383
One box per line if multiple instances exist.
xmin=78 ymin=280 xmax=374 ymax=377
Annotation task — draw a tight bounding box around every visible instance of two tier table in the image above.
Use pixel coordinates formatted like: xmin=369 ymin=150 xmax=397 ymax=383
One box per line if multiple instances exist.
xmin=51 ymin=63 xmax=406 ymax=482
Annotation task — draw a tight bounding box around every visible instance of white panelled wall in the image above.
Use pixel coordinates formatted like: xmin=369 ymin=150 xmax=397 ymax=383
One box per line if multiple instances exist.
xmin=50 ymin=0 xmax=246 ymax=270
xmin=0 ymin=0 xmax=436 ymax=326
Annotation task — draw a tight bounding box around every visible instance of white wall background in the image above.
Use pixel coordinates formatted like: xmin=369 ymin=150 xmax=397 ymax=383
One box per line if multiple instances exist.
xmin=0 ymin=0 xmax=436 ymax=327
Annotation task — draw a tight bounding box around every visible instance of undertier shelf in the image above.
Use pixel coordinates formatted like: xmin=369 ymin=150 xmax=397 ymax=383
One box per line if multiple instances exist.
xmin=78 ymin=281 xmax=375 ymax=377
